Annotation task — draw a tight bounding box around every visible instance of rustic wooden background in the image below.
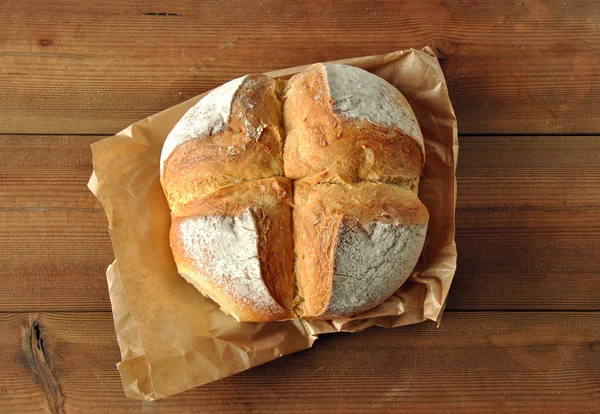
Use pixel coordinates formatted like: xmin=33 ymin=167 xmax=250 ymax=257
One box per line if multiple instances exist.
xmin=1 ymin=1 xmax=599 ymax=412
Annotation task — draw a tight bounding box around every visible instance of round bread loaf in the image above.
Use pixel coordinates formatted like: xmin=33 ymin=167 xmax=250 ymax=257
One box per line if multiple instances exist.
xmin=161 ymin=64 xmax=429 ymax=322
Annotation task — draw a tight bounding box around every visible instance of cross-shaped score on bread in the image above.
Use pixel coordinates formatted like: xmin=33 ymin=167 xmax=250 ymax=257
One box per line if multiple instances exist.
xmin=160 ymin=63 xmax=429 ymax=322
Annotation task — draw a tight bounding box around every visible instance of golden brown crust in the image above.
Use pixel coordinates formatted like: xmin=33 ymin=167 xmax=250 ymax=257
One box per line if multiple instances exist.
xmin=283 ymin=64 xmax=424 ymax=187
xmin=175 ymin=176 xmax=292 ymax=218
xmin=294 ymin=180 xmax=429 ymax=227
xmin=293 ymin=180 xmax=429 ymax=317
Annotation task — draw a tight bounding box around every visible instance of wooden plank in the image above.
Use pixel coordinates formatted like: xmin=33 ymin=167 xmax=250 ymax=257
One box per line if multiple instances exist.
xmin=0 ymin=210 xmax=113 ymax=311
xmin=0 ymin=136 xmax=102 ymax=210
xmin=1 ymin=135 xmax=599 ymax=311
xmin=0 ymin=136 xmax=114 ymax=312
xmin=448 ymin=135 xmax=600 ymax=310
xmin=2 ymin=0 xmax=600 ymax=135
xmin=0 ymin=312 xmax=598 ymax=413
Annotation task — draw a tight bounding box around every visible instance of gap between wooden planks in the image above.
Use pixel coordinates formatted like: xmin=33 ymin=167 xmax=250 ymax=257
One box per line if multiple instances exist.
xmin=2 ymin=0 xmax=600 ymax=135
xmin=0 ymin=311 xmax=598 ymax=413
xmin=0 ymin=135 xmax=599 ymax=312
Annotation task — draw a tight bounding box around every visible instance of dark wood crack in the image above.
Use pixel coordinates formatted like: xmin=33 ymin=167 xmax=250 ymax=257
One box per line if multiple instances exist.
xmin=23 ymin=320 xmax=64 ymax=414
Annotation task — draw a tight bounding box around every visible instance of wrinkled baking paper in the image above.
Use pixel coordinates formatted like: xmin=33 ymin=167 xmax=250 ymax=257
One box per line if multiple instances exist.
xmin=88 ymin=47 xmax=458 ymax=400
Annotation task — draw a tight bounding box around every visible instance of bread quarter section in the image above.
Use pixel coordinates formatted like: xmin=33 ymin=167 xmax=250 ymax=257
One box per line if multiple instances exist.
xmin=170 ymin=178 xmax=295 ymax=322
xmin=283 ymin=63 xmax=425 ymax=188
xmin=293 ymin=180 xmax=429 ymax=318
xmin=161 ymin=74 xmax=285 ymax=214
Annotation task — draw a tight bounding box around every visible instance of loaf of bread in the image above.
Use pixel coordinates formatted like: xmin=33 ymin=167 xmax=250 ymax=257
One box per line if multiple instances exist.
xmin=160 ymin=64 xmax=429 ymax=322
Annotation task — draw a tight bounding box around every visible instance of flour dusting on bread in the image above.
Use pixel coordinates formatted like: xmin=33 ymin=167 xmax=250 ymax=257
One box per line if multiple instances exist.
xmin=323 ymin=63 xmax=423 ymax=146
xmin=160 ymin=75 xmax=247 ymax=176
xmin=326 ymin=220 xmax=427 ymax=317
xmin=179 ymin=209 xmax=283 ymax=316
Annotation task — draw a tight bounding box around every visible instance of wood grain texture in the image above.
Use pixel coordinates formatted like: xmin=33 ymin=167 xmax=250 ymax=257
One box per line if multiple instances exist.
xmin=2 ymin=0 xmax=600 ymax=135
xmin=0 ymin=136 xmax=113 ymax=312
xmin=0 ymin=312 xmax=598 ymax=413
xmin=449 ymin=135 xmax=600 ymax=310
xmin=3 ymin=1 xmax=598 ymax=410
xmin=1 ymin=135 xmax=599 ymax=312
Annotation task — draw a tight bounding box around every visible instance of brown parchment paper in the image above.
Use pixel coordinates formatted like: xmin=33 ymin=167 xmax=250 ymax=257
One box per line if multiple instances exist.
xmin=88 ymin=47 xmax=458 ymax=400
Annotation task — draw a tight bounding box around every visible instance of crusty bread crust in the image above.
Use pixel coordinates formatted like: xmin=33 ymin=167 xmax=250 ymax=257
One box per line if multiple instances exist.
xmin=161 ymin=63 xmax=428 ymax=322
xmin=162 ymin=74 xmax=284 ymax=215
xmin=283 ymin=64 xmax=424 ymax=188
xmin=293 ymin=180 xmax=428 ymax=317
xmin=170 ymin=178 xmax=294 ymax=322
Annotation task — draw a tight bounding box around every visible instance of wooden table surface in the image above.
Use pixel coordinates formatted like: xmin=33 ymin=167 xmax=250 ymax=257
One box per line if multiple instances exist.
xmin=2 ymin=1 xmax=599 ymax=412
